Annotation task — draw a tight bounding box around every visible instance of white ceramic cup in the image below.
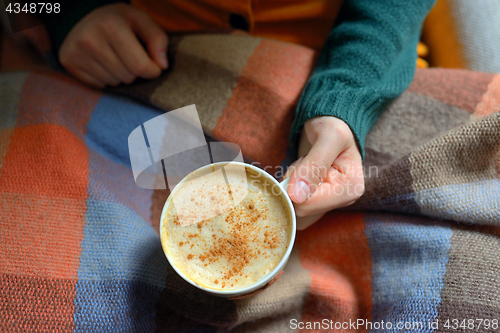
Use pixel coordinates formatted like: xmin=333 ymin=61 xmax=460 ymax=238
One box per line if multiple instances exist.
xmin=159 ymin=161 xmax=296 ymax=298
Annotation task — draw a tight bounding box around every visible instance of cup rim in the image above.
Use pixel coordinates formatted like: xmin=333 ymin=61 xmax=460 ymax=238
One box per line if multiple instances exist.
xmin=159 ymin=161 xmax=296 ymax=296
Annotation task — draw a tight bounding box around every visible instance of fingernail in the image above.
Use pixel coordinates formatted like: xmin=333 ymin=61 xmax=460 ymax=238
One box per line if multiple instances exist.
xmin=293 ymin=180 xmax=310 ymax=203
xmin=159 ymin=51 xmax=168 ymax=69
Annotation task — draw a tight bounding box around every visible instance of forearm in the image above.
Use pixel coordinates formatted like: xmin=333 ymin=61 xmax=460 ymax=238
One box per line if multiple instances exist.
xmin=291 ymin=0 xmax=436 ymax=157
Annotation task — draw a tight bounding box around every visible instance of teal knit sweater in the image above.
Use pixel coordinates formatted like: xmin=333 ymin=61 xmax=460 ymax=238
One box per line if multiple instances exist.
xmin=39 ymin=0 xmax=436 ymax=157
xmin=292 ymin=0 xmax=436 ymax=157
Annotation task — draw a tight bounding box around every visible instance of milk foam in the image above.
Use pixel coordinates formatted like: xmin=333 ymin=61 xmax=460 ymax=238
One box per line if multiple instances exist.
xmin=161 ymin=166 xmax=292 ymax=290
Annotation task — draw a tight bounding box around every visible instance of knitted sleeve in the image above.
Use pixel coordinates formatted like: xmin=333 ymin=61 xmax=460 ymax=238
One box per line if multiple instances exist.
xmin=37 ymin=0 xmax=129 ymax=52
xmin=291 ymin=0 xmax=436 ymax=158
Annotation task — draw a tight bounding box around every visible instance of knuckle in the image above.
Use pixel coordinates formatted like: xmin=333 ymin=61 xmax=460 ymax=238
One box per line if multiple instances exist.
xmin=100 ymin=18 xmax=120 ymax=35
xmin=315 ymin=117 xmax=352 ymax=142
xmin=77 ymin=35 xmax=96 ymax=52
xmin=308 ymin=160 xmax=327 ymax=183
xmin=333 ymin=121 xmax=352 ymax=143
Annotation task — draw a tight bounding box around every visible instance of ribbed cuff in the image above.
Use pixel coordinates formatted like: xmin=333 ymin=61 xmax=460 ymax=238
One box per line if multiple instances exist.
xmin=290 ymin=78 xmax=388 ymax=159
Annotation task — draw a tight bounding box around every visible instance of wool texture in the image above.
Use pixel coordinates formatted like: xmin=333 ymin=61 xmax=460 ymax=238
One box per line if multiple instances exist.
xmin=1 ymin=33 xmax=499 ymax=332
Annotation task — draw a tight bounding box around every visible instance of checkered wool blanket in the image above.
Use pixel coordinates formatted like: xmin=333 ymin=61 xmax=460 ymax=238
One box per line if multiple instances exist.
xmin=1 ymin=33 xmax=499 ymax=332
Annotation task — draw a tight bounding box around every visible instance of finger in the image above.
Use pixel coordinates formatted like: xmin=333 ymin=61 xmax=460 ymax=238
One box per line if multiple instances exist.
xmin=108 ymin=25 xmax=162 ymax=79
xmin=96 ymin=45 xmax=137 ymax=84
xmin=70 ymin=33 xmax=136 ymax=84
xmin=60 ymin=33 xmax=121 ymax=86
xmin=71 ymin=68 xmax=106 ymax=89
xmin=85 ymin=58 xmax=122 ymax=86
xmin=293 ymin=150 xmax=364 ymax=216
xmin=294 ymin=173 xmax=360 ymax=216
xmin=289 ymin=131 xmax=349 ymax=204
xmin=127 ymin=10 xmax=169 ymax=69
xmin=280 ymin=157 xmax=303 ymax=181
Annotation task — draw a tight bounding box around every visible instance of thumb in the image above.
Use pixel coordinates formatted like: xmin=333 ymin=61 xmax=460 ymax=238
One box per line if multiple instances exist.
xmin=128 ymin=9 xmax=169 ymax=69
xmin=288 ymin=132 xmax=346 ymax=204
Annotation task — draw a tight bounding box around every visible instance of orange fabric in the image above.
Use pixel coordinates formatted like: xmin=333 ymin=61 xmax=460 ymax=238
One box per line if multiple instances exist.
xmin=296 ymin=211 xmax=373 ymax=331
xmin=422 ymin=0 xmax=466 ymax=68
xmin=212 ymin=38 xmax=316 ymax=172
xmin=474 ymin=75 xmax=500 ymax=118
xmin=16 ymin=71 xmax=101 ymax=137
xmin=131 ymin=0 xmax=343 ymax=49
xmin=0 ymin=125 xmax=88 ymax=278
xmin=0 ymin=125 xmax=89 ymax=199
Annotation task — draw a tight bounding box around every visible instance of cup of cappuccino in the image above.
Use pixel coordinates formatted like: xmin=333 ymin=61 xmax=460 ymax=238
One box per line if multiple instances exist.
xmin=159 ymin=161 xmax=296 ymax=298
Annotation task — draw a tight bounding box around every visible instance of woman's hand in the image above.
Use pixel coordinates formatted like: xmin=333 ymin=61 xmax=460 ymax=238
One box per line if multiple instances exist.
xmin=287 ymin=116 xmax=365 ymax=229
xmin=59 ymin=3 xmax=168 ymax=88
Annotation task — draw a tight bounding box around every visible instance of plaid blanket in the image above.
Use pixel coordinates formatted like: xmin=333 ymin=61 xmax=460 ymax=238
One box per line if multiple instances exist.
xmin=1 ymin=33 xmax=499 ymax=332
